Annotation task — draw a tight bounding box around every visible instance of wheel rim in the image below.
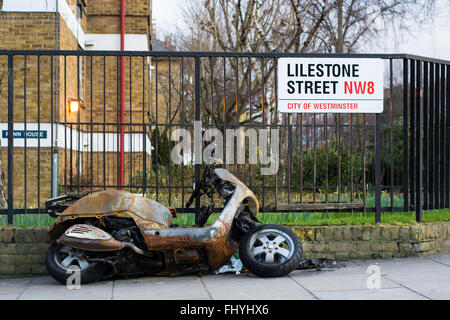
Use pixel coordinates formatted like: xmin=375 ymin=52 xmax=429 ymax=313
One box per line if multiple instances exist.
xmin=54 ymin=244 xmax=91 ymax=271
xmin=248 ymin=228 xmax=295 ymax=264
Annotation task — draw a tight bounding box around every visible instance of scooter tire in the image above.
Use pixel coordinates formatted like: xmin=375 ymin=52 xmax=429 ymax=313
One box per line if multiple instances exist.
xmin=239 ymin=224 xmax=302 ymax=278
xmin=45 ymin=240 xmax=106 ymax=285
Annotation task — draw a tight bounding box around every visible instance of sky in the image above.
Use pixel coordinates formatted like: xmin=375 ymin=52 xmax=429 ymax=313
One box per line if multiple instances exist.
xmin=152 ymin=0 xmax=450 ymax=60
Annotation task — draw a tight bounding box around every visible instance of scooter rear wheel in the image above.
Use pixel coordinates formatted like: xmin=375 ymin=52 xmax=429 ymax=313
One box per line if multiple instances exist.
xmin=239 ymin=225 xmax=302 ymax=277
xmin=45 ymin=240 xmax=106 ymax=285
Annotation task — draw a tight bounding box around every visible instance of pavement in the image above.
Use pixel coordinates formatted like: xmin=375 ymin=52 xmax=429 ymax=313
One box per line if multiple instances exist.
xmin=1 ymin=253 xmax=449 ymax=300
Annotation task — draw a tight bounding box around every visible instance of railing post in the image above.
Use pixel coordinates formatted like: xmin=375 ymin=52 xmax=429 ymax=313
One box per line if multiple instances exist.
xmin=423 ymin=62 xmax=428 ymax=210
xmin=7 ymin=55 xmax=14 ymax=225
xmin=415 ymin=60 xmax=423 ymax=222
xmin=375 ymin=113 xmax=381 ymax=223
xmin=143 ymin=124 xmax=147 ymax=196
xmin=194 ymin=56 xmax=201 ymax=215
xmin=403 ymin=59 xmax=409 ymax=212
xmin=446 ymin=65 xmax=450 ymax=208
xmin=410 ymin=60 xmax=416 ymax=210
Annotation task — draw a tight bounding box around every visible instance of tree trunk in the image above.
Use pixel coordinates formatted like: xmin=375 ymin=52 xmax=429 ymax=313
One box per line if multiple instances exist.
xmin=336 ymin=0 xmax=344 ymax=53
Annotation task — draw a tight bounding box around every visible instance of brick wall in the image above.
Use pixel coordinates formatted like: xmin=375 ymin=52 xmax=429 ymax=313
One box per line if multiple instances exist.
xmin=83 ymin=56 xmax=149 ymax=126
xmin=86 ymin=0 xmax=150 ymax=16
xmin=293 ymin=222 xmax=450 ymax=260
xmin=86 ymin=16 xmax=149 ymax=34
xmin=0 ymin=13 xmax=58 ymax=50
xmin=0 ymin=227 xmax=49 ymax=276
xmin=0 ymin=148 xmax=52 ymax=209
xmin=0 ymin=144 xmax=151 ymax=209
xmin=0 ymin=1 xmax=152 ymax=125
xmin=150 ymin=58 xmax=182 ymax=126
xmin=58 ymin=149 xmax=151 ymax=191
xmin=0 ymin=1 xmax=154 ymax=207
xmin=0 ymin=13 xmax=58 ymax=124
xmin=85 ymin=0 xmax=150 ymax=34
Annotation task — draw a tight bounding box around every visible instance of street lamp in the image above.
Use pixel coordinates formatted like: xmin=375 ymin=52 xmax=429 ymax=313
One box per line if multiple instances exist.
xmin=69 ymin=98 xmax=82 ymax=113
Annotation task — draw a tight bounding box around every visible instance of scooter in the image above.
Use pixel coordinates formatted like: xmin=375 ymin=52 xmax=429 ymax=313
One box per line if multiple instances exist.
xmin=45 ymin=163 xmax=302 ymax=284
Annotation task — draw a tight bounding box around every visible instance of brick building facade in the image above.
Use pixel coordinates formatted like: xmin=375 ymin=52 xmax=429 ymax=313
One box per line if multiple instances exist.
xmin=0 ymin=0 xmax=166 ymax=208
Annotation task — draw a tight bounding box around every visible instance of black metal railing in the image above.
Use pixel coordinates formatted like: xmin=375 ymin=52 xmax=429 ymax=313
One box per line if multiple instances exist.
xmin=0 ymin=50 xmax=449 ymax=224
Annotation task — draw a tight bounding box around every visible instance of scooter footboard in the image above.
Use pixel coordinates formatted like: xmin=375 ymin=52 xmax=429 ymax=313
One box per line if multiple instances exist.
xmin=142 ymin=226 xmax=221 ymax=251
xmin=142 ymin=225 xmax=238 ymax=270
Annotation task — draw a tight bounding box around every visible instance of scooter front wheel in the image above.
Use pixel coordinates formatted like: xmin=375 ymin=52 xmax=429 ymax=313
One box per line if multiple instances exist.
xmin=239 ymin=225 xmax=302 ymax=277
xmin=45 ymin=240 xmax=106 ymax=285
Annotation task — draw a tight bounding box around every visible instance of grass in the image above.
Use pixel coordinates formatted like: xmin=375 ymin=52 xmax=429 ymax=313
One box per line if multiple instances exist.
xmin=0 ymin=214 xmax=55 ymax=228
xmin=1 ymin=208 xmax=449 ymax=228
xmin=257 ymin=209 xmax=450 ymax=226
xmin=174 ymin=208 xmax=450 ymax=226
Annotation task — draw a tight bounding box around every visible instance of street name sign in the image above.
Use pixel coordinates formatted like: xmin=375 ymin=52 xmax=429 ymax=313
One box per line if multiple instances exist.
xmin=277 ymin=58 xmax=384 ymax=113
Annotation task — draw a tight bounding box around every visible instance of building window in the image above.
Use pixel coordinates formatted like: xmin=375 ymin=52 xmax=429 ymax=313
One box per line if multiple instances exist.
xmin=76 ymin=0 xmax=86 ymax=20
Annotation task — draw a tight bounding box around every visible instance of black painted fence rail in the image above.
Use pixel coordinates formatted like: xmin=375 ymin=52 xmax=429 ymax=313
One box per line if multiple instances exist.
xmin=0 ymin=51 xmax=449 ymax=224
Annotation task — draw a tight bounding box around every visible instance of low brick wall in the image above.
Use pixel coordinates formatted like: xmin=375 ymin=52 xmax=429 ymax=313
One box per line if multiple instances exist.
xmin=292 ymin=222 xmax=450 ymax=260
xmin=0 ymin=227 xmax=49 ymax=277
xmin=1 ymin=222 xmax=449 ymax=277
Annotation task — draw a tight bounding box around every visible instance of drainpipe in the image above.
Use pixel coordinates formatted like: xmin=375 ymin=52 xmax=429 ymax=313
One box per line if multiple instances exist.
xmin=119 ymin=0 xmax=125 ymax=187
xmin=52 ymin=0 xmax=60 ymax=198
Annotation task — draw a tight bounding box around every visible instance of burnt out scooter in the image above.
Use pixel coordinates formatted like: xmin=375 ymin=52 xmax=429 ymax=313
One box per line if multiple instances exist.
xmin=45 ymin=163 xmax=302 ymax=284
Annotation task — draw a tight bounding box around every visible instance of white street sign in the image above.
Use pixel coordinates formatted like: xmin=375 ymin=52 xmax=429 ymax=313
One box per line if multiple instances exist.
xmin=277 ymin=58 xmax=384 ymax=113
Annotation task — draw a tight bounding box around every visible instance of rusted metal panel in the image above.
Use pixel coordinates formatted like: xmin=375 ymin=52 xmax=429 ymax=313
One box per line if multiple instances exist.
xmin=138 ymin=169 xmax=258 ymax=270
xmin=130 ymin=195 xmax=173 ymax=228
xmin=48 ymin=190 xmax=173 ymax=236
xmin=143 ymin=225 xmax=238 ymax=270
xmin=214 ymin=168 xmax=259 ymax=219
xmin=60 ymin=190 xmax=132 ymax=217
xmin=48 ymin=169 xmax=259 ymax=273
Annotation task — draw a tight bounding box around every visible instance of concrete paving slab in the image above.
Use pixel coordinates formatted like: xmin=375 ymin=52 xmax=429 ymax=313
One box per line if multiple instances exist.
xmin=354 ymin=257 xmax=450 ymax=300
xmin=314 ymin=287 xmax=428 ymax=300
xmin=427 ymin=253 xmax=450 ymax=267
xmin=112 ymin=276 xmax=211 ymax=300
xmin=292 ymin=261 xmax=366 ymax=275
xmin=1 ymin=254 xmax=449 ymax=300
xmin=290 ymin=269 xmax=400 ymax=292
xmin=18 ymin=276 xmax=114 ymax=300
xmin=0 ymin=293 xmax=21 ymax=300
xmin=0 ymin=277 xmax=33 ymax=295
xmin=352 ymin=256 xmax=433 ymax=268
xmin=291 ymin=262 xmax=373 ymax=277
xmin=200 ymin=273 xmax=315 ymax=300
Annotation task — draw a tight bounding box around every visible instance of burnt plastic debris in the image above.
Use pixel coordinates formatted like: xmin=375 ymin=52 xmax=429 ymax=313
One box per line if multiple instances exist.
xmin=215 ymin=256 xmax=345 ymax=275
xmin=214 ymin=254 xmax=244 ymax=275
xmin=297 ymin=258 xmax=345 ymax=271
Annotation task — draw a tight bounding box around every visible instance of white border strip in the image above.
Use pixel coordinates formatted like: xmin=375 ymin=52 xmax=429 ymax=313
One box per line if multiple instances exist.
xmin=58 ymin=0 xmax=85 ymax=49
xmin=0 ymin=123 xmax=152 ymax=154
xmin=1 ymin=0 xmax=58 ymax=12
xmin=84 ymin=34 xmax=149 ymax=51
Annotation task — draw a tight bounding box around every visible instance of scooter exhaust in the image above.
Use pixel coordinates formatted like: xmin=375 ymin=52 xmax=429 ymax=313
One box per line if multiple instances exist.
xmin=58 ymin=224 xmax=144 ymax=255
